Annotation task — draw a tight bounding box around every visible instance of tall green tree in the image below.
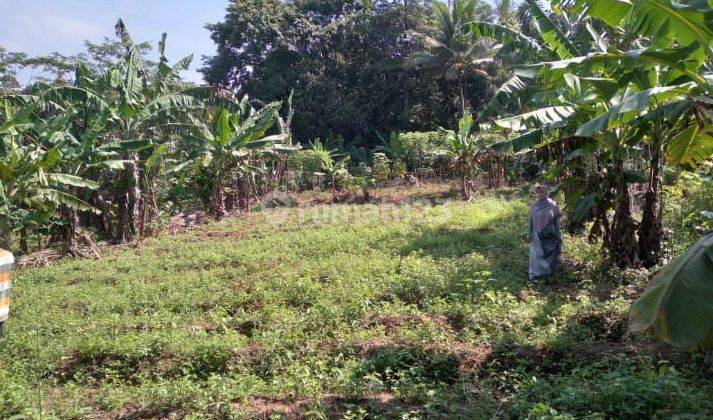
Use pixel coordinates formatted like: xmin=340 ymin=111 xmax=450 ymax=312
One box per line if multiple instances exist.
xmin=405 ymin=0 xmax=495 ymax=113
xmin=202 ymin=0 xmax=490 ymax=144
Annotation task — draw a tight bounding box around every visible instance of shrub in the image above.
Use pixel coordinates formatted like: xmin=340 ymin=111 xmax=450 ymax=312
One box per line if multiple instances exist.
xmin=289 ymin=148 xmax=328 ymax=189
xmin=334 ymin=161 xmax=352 ymax=190
xmin=393 ymin=159 xmax=407 ymax=179
xmin=400 ymin=131 xmax=448 ymax=172
xmin=372 ymin=153 xmax=391 ymax=184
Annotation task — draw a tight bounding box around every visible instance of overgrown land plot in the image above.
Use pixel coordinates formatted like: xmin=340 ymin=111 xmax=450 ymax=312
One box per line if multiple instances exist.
xmin=1 ymin=195 xmax=712 ymax=418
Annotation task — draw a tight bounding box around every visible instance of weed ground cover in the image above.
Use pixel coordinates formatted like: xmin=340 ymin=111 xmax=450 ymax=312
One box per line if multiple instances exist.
xmin=1 ymin=190 xmax=712 ymax=418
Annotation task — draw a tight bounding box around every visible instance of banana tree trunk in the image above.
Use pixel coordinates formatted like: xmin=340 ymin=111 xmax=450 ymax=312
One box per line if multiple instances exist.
xmin=211 ymin=175 xmax=227 ymax=219
xmin=240 ymin=175 xmax=253 ymax=212
xmin=638 ymin=141 xmax=664 ymax=267
xmin=116 ymin=152 xmax=141 ymax=243
xmin=64 ymin=206 xmax=80 ymax=255
xmin=272 ymin=156 xmax=288 ymax=190
xmin=92 ymin=184 xmax=112 ymax=238
xmin=459 ymin=156 xmax=476 ymax=200
xmin=461 ymin=172 xmax=474 ymax=200
xmin=19 ymin=227 xmax=28 ymax=255
xmin=141 ymin=175 xmax=159 ymax=235
xmin=609 ymin=158 xmax=640 ymax=268
xmin=230 ymin=176 xmax=240 ymax=211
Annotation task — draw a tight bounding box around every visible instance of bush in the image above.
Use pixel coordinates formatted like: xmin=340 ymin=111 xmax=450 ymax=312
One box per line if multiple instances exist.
xmin=372 ymin=153 xmax=391 ymax=184
xmin=289 ymin=149 xmax=329 ymax=189
xmin=334 ymin=161 xmax=352 ymax=190
xmin=400 ymin=131 xmax=448 ymax=172
xmin=393 ymin=159 xmax=407 ymax=179
xmin=664 ymin=169 xmax=713 ymax=252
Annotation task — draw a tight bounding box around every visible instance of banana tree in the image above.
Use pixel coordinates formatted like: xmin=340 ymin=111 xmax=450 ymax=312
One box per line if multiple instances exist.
xmin=179 ymin=102 xmax=285 ymax=218
xmin=481 ymin=0 xmax=713 ymax=267
xmin=307 ymin=139 xmax=348 ymax=202
xmin=630 ymin=233 xmax=713 ymax=351
xmin=0 ymin=101 xmax=99 ymax=253
xmin=112 ymin=20 xmax=201 ymax=241
xmin=443 ymin=109 xmax=481 ymax=199
xmin=61 ymin=20 xmax=200 ymax=242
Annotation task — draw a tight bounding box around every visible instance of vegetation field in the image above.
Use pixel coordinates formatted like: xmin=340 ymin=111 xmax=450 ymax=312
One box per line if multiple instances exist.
xmin=2 ymin=190 xmax=711 ymax=418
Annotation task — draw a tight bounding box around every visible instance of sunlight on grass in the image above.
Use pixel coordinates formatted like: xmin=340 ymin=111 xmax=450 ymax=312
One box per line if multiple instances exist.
xmin=1 ymin=196 xmax=710 ymax=418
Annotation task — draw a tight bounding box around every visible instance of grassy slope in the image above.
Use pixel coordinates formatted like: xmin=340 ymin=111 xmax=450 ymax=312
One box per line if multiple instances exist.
xmin=1 ymin=193 xmax=712 ymax=418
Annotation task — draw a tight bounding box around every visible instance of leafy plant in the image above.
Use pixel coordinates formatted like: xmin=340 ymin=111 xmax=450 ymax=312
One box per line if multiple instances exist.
xmin=630 ymin=233 xmax=713 ymax=350
xmin=372 ymin=152 xmax=391 ymax=184
xmin=180 ymin=103 xmax=285 ymax=218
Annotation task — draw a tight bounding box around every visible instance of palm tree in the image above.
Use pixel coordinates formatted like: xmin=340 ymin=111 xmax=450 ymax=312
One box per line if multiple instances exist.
xmin=405 ymin=0 xmax=494 ymax=113
xmin=494 ymin=0 xmax=516 ymax=28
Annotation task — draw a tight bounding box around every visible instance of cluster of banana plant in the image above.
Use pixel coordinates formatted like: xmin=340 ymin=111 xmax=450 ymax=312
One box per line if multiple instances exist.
xmin=463 ymin=0 xmax=713 ymax=268
xmin=0 ymin=20 xmax=293 ymax=255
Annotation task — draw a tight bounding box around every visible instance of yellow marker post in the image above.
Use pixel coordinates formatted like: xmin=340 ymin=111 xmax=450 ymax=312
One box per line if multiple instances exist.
xmin=0 ymin=249 xmax=13 ymax=338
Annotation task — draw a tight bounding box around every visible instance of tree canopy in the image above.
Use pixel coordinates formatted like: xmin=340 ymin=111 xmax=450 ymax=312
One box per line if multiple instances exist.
xmin=201 ymin=0 xmax=495 ymax=146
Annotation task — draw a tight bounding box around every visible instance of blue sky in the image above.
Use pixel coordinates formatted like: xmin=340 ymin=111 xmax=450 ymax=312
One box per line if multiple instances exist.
xmin=0 ymin=0 xmax=229 ymax=84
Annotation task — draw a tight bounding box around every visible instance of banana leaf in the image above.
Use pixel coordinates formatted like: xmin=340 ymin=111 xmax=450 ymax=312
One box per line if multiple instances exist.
xmin=629 ymin=233 xmax=713 ymax=351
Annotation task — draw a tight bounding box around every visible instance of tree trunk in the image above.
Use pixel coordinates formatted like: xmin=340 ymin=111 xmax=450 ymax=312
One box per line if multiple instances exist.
xmin=116 ymin=188 xmax=132 ymax=243
xmin=460 ymin=165 xmax=474 ymax=200
xmin=241 ymin=175 xmax=254 ymax=212
xmin=130 ymin=154 xmax=142 ymax=238
xmin=116 ymin=153 xmax=140 ymax=243
xmin=142 ymin=176 xmax=159 ymax=235
xmin=93 ymin=186 xmax=112 ymax=238
xmin=65 ymin=207 xmax=80 ymax=255
xmin=230 ymin=176 xmax=241 ymax=211
xmin=638 ymin=141 xmax=663 ymax=267
xmin=459 ymin=77 xmax=467 ymax=114
xmin=19 ymin=227 xmax=28 ymax=254
xmin=609 ymin=158 xmax=640 ymax=268
xmin=211 ymin=175 xmax=227 ymax=219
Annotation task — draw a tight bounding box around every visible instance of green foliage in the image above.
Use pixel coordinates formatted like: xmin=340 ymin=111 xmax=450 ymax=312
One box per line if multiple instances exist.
xmin=630 ymin=233 xmax=713 ymax=350
xmin=180 ymin=102 xmax=286 ymax=217
xmin=289 ymin=149 xmax=329 ymax=189
xmin=483 ymin=0 xmax=713 ymax=269
xmin=371 ymin=152 xmax=391 ymax=184
xmin=664 ymin=170 xmax=713 ymax=248
xmin=406 ymin=0 xmax=494 ymax=113
xmin=1 ymin=196 xmax=712 ymax=417
xmin=393 ymin=159 xmax=407 ymax=179
xmin=0 ymin=19 xmax=296 ymax=249
xmin=203 ymin=0 xmax=490 ymax=143
xmin=399 ymin=130 xmax=449 ymax=173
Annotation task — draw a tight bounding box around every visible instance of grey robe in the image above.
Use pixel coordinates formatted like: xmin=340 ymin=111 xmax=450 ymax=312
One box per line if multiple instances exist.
xmin=528 ymin=198 xmax=562 ymax=279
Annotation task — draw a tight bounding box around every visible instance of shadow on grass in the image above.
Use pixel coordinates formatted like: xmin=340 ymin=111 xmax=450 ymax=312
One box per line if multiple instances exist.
xmin=396 ymin=210 xmax=531 ymax=300
xmin=335 ymin=328 xmax=700 ymax=418
xmin=396 ymin=208 xmax=629 ymax=307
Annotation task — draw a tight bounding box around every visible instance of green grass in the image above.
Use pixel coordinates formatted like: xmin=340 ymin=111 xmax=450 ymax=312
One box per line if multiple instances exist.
xmin=1 ymin=194 xmax=712 ymax=418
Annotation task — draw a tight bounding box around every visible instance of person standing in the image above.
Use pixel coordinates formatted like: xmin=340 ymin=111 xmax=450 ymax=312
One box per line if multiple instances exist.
xmin=527 ymin=184 xmax=562 ymax=281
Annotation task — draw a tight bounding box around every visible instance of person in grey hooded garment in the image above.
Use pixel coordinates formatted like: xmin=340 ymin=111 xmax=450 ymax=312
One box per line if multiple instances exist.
xmin=527 ymin=184 xmax=562 ymax=280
